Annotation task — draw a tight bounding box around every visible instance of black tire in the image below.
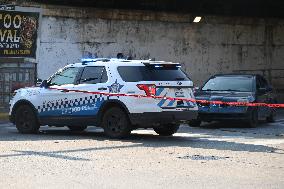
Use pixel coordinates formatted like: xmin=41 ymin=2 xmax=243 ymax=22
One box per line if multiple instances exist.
xmin=266 ymin=110 xmax=276 ymax=123
xmin=247 ymin=109 xmax=258 ymax=128
xmin=102 ymin=107 xmax=131 ymax=138
xmin=188 ymin=119 xmax=201 ymax=127
xmin=67 ymin=126 xmax=88 ymax=132
xmin=15 ymin=105 xmax=40 ymax=134
xmin=154 ymin=124 xmax=180 ymax=136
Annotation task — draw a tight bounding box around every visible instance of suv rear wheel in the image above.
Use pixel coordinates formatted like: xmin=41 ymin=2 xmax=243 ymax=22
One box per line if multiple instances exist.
xmin=102 ymin=107 xmax=131 ymax=138
xmin=154 ymin=124 xmax=180 ymax=136
xmin=15 ymin=105 xmax=39 ymax=134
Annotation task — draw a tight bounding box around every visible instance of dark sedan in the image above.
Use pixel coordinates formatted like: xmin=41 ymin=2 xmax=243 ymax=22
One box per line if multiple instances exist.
xmin=189 ymin=74 xmax=277 ymax=127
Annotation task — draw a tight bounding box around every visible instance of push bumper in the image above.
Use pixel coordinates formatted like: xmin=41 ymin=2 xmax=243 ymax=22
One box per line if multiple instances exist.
xmin=129 ymin=110 xmax=198 ymax=126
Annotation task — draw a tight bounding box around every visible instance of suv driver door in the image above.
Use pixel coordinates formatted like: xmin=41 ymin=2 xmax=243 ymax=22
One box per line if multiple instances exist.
xmin=37 ymin=67 xmax=81 ymax=119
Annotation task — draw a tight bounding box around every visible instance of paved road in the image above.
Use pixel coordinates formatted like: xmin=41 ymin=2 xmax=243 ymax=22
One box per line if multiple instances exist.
xmin=0 ymin=117 xmax=284 ymax=189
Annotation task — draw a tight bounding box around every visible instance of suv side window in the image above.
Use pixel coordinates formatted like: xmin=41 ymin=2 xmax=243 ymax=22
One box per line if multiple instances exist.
xmin=79 ymin=66 xmax=108 ymax=84
xmin=49 ymin=67 xmax=81 ymax=86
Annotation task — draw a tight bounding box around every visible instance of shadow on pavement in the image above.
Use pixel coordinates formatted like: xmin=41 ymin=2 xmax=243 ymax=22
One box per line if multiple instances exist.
xmin=0 ymin=144 xmax=143 ymax=161
xmin=185 ymin=119 xmax=284 ymax=139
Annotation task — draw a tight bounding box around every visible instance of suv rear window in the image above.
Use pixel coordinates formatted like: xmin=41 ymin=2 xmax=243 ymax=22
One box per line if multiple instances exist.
xmin=118 ymin=66 xmax=190 ymax=82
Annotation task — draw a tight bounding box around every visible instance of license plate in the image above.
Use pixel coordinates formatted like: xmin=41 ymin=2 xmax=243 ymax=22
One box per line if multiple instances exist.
xmin=175 ymin=89 xmax=184 ymax=97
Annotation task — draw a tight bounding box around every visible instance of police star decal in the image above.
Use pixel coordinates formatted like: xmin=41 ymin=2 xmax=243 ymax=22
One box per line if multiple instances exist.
xmin=108 ymin=79 xmax=124 ymax=93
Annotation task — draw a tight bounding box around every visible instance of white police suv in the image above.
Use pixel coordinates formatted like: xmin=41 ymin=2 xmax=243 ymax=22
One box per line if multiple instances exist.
xmin=9 ymin=57 xmax=198 ymax=138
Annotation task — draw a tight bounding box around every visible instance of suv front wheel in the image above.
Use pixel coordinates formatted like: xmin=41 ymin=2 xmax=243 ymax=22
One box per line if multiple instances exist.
xmin=15 ymin=105 xmax=40 ymax=134
xmin=102 ymin=107 xmax=131 ymax=138
xmin=154 ymin=124 xmax=180 ymax=136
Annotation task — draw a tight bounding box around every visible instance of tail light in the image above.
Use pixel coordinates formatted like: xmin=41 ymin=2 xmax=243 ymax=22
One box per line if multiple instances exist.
xmin=137 ymin=84 xmax=156 ymax=96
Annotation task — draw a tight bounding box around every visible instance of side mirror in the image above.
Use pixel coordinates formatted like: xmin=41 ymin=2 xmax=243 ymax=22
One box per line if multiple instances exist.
xmin=40 ymin=80 xmax=48 ymax=88
xmin=36 ymin=78 xmax=43 ymax=86
xmin=193 ymin=86 xmax=200 ymax=93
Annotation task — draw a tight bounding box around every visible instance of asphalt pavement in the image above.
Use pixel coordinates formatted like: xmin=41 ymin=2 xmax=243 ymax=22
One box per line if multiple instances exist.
xmin=0 ymin=114 xmax=284 ymax=189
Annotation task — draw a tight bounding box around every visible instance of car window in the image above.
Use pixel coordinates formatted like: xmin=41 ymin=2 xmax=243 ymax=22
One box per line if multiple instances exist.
xmin=260 ymin=77 xmax=269 ymax=88
xmin=202 ymin=76 xmax=253 ymax=92
xmin=117 ymin=66 xmax=190 ymax=82
xmin=256 ymin=78 xmax=261 ymax=89
xmin=49 ymin=67 xmax=81 ymax=86
xmin=79 ymin=66 xmax=108 ymax=84
xmin=256 ymin=76 xmax=268 ymax=89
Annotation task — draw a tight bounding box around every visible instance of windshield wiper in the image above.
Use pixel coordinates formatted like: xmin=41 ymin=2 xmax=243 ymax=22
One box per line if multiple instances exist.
xmin=225 ymin=89 xmax=241 ymax=92
xmin=202 ymin=89 xmax=242 ymax=92
xmin=202 ymin=89 xmax=216 ymax=91
xmin=175 ymin=77 xmax=185 ymax=81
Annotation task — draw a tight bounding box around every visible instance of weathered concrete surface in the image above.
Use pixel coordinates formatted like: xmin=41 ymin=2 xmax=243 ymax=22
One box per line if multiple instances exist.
xmin=36 ymin=6 xmax=284 ymax=96
xmin=10 ymin=4 xmax=284 ymax=100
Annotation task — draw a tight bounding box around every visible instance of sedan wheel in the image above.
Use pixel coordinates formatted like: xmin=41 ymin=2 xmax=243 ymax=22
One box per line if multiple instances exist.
xmin=247 ymin=109 xmax=258 ymax=128
xmin=266 ymin=107 xmax=276 ymax=123
xmin=154 ymin=124 xmax=180 ymax=136
xmin=188 ymin=119 xmax=201 ymax=127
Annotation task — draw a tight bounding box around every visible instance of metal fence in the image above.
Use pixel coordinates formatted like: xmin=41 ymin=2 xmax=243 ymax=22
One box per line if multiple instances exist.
xmin=0 ymin=62 xmax=36 ymax=112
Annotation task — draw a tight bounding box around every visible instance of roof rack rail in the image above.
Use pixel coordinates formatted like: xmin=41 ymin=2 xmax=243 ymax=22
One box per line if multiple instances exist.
xmin=142 ymin=60 xmax=180 ymax=65
xmin=81 ymin=58 xmax=110 ymax=64
xmin=142 ymin=61 xmax=181 ymax=68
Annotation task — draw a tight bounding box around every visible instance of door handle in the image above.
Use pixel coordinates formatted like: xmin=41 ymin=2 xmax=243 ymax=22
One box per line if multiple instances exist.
xmin=98 ymin=87 xmax=107 ymax=91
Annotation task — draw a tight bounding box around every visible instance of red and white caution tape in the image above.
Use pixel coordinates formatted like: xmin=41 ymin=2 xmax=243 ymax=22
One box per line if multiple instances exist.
xmin=49 ymin=87 xmax=284 ymax=108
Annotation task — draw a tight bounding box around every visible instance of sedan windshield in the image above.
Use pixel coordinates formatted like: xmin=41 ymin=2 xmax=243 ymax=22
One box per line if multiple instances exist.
xmin=202 ymin=76 xmax=253 ymax=92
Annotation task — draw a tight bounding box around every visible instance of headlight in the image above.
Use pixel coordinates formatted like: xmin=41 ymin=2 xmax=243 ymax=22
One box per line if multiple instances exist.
xmin=237 ymin=98 xmax=249 ymax=103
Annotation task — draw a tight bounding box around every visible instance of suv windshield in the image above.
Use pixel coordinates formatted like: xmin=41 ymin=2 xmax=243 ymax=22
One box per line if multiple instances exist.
xmin=49 ymin=67 xmax=81 ymax=86
xmin=118 ymin=66 xmax=190 ymax=82
xmin=202 ymin=76 xmax=253 ymax=92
